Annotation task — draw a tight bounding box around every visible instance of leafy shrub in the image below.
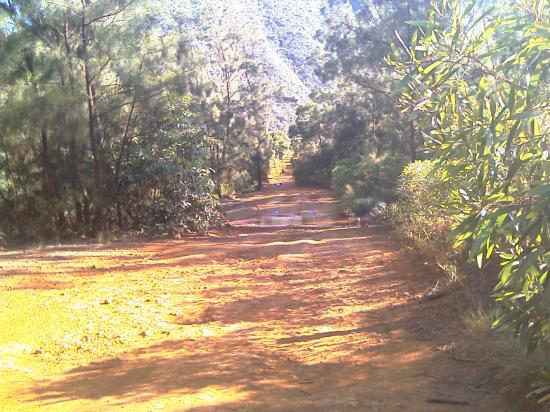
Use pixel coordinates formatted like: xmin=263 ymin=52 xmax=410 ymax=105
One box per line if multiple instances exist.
xmin=331 ymin=156 xmax=366 ymax=196
xmin=232 ymin=170 xmax=256 ymax=195
xmin=119 ymin=109 xmax=222 ymax=236
xmin=373 ymin=154 xmax=407 ymax=203
xmin=293 ymin=147 xmax=334 ymax=187
xmin=389 ymin=0 xmax=550 ymax=373
xmin=148 ymin=168 xmax=222 ymax=235
xmin=386 ymin=160 xmax=457 ymax=245
xmin=123 ymin=161 xmax=221 ymax=236
xmin=464 ymin=306 xmax=543 ymax=406
xmin=341 ymin=188 xmax=380 ymax=216
xmin=331 ymin=152 xmax=406 ymax=216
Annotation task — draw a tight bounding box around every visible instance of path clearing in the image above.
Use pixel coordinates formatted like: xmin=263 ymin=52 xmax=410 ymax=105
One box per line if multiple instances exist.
xmin=1 ymin=171 xmax=510 ymax=411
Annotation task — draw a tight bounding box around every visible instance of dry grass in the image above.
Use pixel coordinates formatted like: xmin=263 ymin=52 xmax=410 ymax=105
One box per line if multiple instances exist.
xmin=398 ymin=238 xmax=547 ymax=410
xmin=463 ymin=305 xmax=546 ymax=410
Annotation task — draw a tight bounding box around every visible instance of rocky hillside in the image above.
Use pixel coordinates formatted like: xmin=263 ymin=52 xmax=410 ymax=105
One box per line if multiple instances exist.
xmin=201 ymin=0 xmax=329 ymax=128
xmin=225 ymin=0 xmax=328 ymax=128
xmin=249 ymin=0 xmax=327 ymax=102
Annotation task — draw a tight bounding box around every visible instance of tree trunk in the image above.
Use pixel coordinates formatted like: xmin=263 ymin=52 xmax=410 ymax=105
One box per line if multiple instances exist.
xmin=373 ymin=114 xmax=383 ymax=157
xmin=113 ymin=81 xmax=139 ymax=224
xmin=81 ymin=6 xmax=105 ymax=233
xmin=256 ymin=140 xmax=263 ymax=190
xmin=3 ymin=148 xmax=23 ymax=236
xmin=40 ymin=129 xmax=54 ymax=208
xmin=113 ymin=62 xmax=140 ymax=190
xmin=40 ymin=128 xmax=61 ymax=234
xmin=69 ymin=137 xmax=91 ymax=232
xmin=409 ymin=120 xmax=417 ymax=161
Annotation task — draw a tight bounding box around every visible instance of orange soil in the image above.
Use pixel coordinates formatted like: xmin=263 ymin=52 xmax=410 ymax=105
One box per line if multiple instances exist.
xmin=0 ymin=171 xmax=513 ymax=411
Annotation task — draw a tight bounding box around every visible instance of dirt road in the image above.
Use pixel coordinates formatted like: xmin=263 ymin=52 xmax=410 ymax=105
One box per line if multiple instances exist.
xmin=0 ymin=172 xmax=510 ymax=411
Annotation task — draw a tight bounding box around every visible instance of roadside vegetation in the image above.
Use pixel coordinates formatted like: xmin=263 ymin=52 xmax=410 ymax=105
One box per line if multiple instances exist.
xmin=0 ymin=0 xmax=293 ymax=242
xmin=290 ymin=0 xmax=549 ymax=405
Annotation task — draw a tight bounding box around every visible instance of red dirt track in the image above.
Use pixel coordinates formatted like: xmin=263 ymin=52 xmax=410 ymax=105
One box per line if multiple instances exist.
xmin=0 ymin=171 xmax=512 ymax=411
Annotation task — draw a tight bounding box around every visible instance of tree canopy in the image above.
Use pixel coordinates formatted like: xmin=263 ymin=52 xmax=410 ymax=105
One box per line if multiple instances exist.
xmin=0 ymin=0 xmax=292 ymax=240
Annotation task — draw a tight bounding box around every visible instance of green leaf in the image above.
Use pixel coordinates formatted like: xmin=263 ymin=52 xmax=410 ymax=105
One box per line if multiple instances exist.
xmin=520 ymin=152 xmax=537 ymax=160
xmin=486 ymin=243 xmax=495 ymax=259
xmin=423 ymin=60 xmax=444 ymax=76
xmin=435 ymin=67 xmax=459 ymax=86
xmin=392 ymin=75 xmax=412 ymax=95
xmin=489 ymin=96 xmax=496 ymax=119
xmin=526 ymin=184 xmax=550 ymax=197
xmin=462 ymin=0 xmax=478 ymax=19
xmin=405 ymin=20 xmax=432 ymax=28
xmin=511 ymin=111 xmax=541 ymax=121
xmin=497 ymin=262 xmax=514 ymax=290
xmin=508 ymin=85 xmax=516 ymax=112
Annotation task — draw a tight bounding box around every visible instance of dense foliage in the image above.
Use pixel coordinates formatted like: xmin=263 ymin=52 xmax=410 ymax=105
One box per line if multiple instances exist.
xmin=386 ymin=160 xmax=457 ymax=246
xmin=290 ymin=0 xmax=428 ymax=215
xmin=0 ymin=0 xmax=292 ymax=241
xmin=389 ymin=0 xmax=549 ymax=378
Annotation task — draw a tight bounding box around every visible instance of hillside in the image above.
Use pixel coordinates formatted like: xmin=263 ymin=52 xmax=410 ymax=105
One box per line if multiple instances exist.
xmin=196 ymin=0 xmax=329 ymax=128
xmin=257 ymin=1 xmax=328 ymax=127
xmin=251 ymin=0 xmax=327 ymax=102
